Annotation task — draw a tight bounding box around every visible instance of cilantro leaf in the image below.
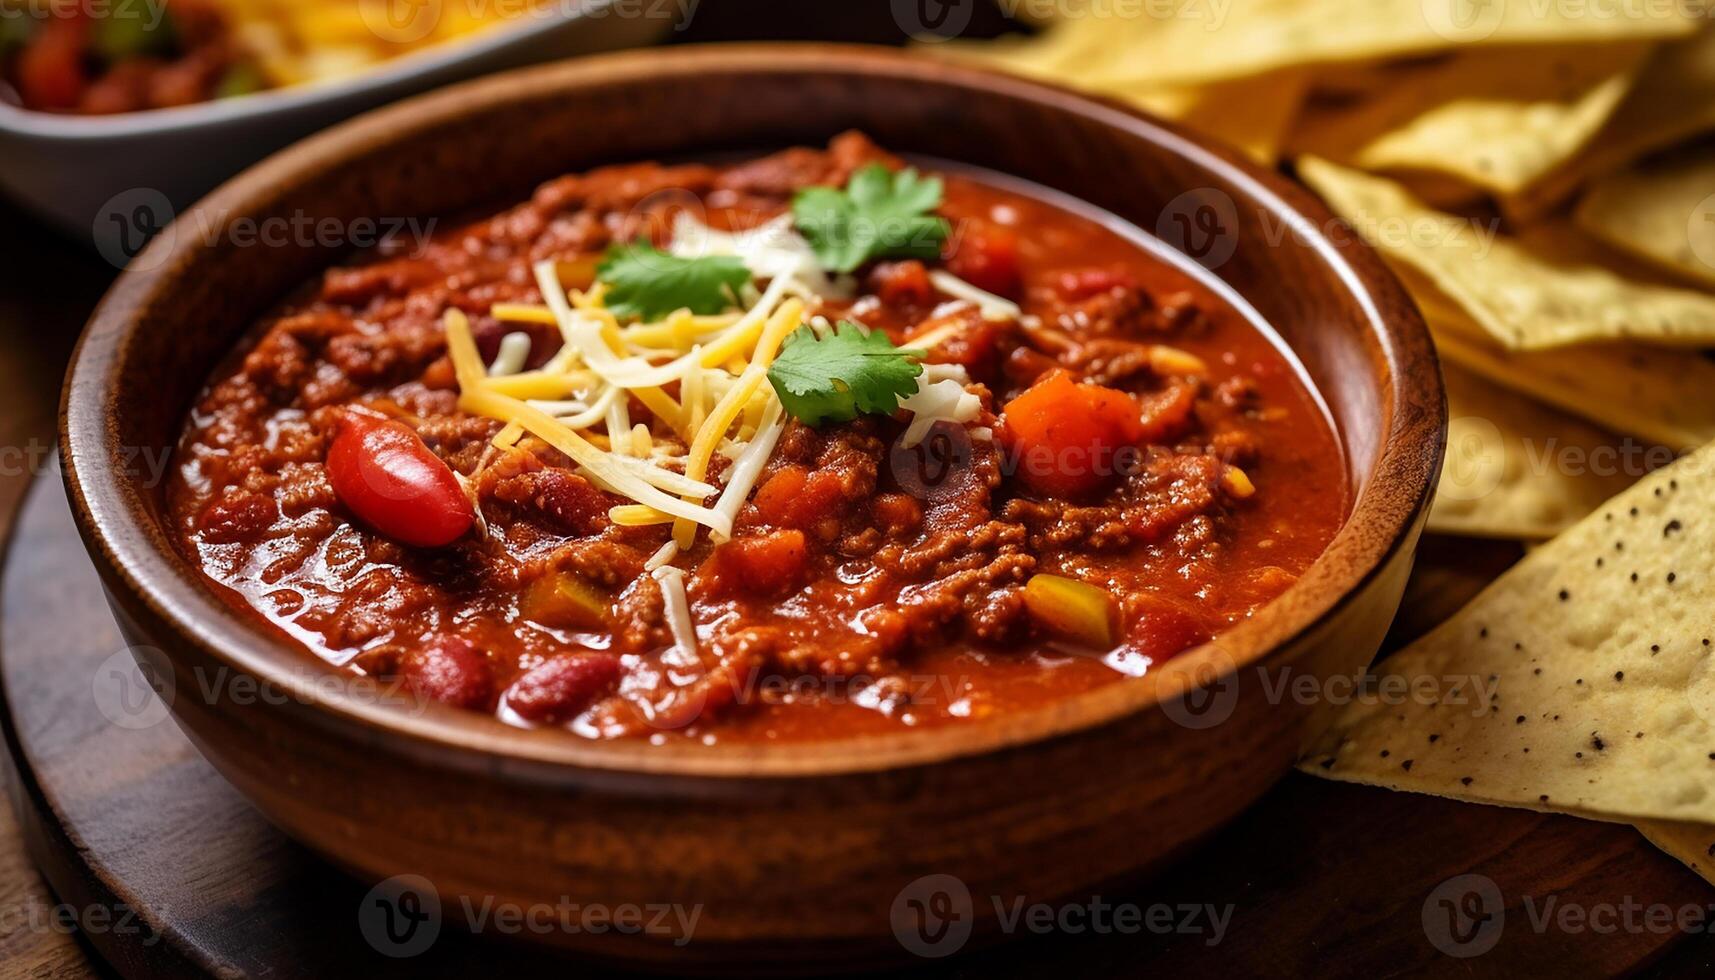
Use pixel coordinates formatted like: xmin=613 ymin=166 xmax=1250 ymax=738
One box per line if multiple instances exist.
xmin=767 ymin=322 xmax=925 ymax=427
xmin=792 ymin=165 xmax=951 ymax=274
xmin=596 ymin=241 xmax=752 ymax=321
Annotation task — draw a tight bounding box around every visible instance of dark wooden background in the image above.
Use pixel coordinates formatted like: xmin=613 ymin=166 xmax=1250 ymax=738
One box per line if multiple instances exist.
xmin=2 ymin=3 xmax=1714 ymax=976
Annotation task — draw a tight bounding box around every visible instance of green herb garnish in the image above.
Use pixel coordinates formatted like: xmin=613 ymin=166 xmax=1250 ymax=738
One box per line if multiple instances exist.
xmin=596 ymin=240 xmax=752 ymax=321
xmin=766 ymin=322 xmax=924 ymax=427
xmin=91 ymin=7 xmax=177 ymax=62
xmin=791 ymin=165 xmax=950 ymax=274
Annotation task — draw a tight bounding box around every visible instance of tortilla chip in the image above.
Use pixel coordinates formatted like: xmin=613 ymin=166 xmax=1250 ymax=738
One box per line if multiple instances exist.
xmin=1637 ymin=820 xmax=1715 ymax=884
xmin=1301 ymin=443 xmax=1715 ymax=824
xmin=1290 ymin=43 xmax=1650 ymax=196
xmin=1504 ymin=27 xmax=1715 ymax=220
xmin=1109 ymin=70 xmax=1309 ymax=164
xmin=1575 ymin=141 xmax=1715 ymax=289
xmin=1088 ymin=0 xmax=1692 ymax=88
xmin=1416 ymin=284 xmax=1715 ymax=451
xmin=1298 ymin=157 xmax=1715 ymax=350
xmin=935 ymin=32 xmax=1307 ymax=163
xmin=1431 ymin=365 xmax=1645 ymax=540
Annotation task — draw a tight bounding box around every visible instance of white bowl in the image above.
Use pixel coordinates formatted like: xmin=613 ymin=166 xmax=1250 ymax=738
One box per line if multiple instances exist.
xmin=0 ymin=1 xmax=675 ymax=261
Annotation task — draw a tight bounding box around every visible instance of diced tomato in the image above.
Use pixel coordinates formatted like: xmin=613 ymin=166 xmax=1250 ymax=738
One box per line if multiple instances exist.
xmin=1053 ymin=267 xmax=1138 ymax=300
xmin=1000 ymin=371 xmax=1145 ymax=497
xmin=869 ymin=260 xmax=934 ymax=306
xmin=17 ymin=16 xmax=89 ymax=111
xmin=1126 ymin=595 xmax=1211 ymax=661
xmin=401 ymin=636 xmax=494 ymax=710
xmin=1003 ymin=346 xmax=1058 ymax=388
xmin=751 ymin=465 xmax=846 ymax=532
xmin=751 ymin=465 xmax=808 ymax=525
xmin=945 ymin=223 xmax=1022 ymax=298
xmin=504 ymin=655 xmax=620 ymax=724
xmin=1136 ymin=381 xmax=1199 ymax=445
xmin=870 ymin=492 xmax=922 ymax=537
xmin=325 ymin=411 xmax=474 ymax=548
xmin=925 ymin=314 xmax=1008 ymax=383
xmin=705 ymin=530 xmax=808 ymax=597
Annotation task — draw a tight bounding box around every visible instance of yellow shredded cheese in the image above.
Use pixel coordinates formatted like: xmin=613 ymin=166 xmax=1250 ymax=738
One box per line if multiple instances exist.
xmin=491 ymin=303 xmax=559 ymax=325
xmin=443 ymin=309 xmax=485 ymax=390
xmin=672 ymin=298 xmax=804 ymax=547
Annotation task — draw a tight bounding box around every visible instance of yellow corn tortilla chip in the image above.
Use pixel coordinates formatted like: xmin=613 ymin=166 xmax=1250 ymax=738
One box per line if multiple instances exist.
xmin=1301 ymin=442 xmax=1715 ymax=823
xmin=1109 ymin=70 xmax=1310 ymax=164
xmin=1505 ymin=27 xmax=1715 ymax=220
xmin=1575 ymin=141 xmax=1715 ymax=289
xmin=1637 ymin=820 xmax=1715 ymax=884
xmin=1431 ymin=364 xmax=1646 ymax=540
xmin=1298 ymin=157 xmax=1715 ymax=350
xmin=1089 ymin=0 xmax=1693 ymax=88
xmin=1415 ymin=283 xmax=1715 ymax=451
xmin=1290 ymin=43 xmax=1651 ymax=196
xmin=934 ymin=33 xmax=1307 ymax=163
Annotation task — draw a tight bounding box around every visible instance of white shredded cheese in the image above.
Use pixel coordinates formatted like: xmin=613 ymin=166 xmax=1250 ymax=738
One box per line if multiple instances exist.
xmin=645 ymin=540 xmax=679 ymax=571
xmin=488 ymin=332 xmax=532 ymax=376
xmin=928 ymin=269 xmax=1022 ymax=321
xmin=527 ymin=386 xmax=619 ymax=427
xmin=671 ymin=213 xmax=845 ymax=298
xmin=708 ymin=401 xmax=787 ymax=543
xmin=898 ymin=367 xmax=984 ymax=448
xmin=651 ymin=565 xmax=700 ymax=662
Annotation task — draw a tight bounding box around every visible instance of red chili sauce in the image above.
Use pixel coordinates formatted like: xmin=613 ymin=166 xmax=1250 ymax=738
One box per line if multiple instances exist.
xmin=167 ymin=133 xmax=1349 ymax=741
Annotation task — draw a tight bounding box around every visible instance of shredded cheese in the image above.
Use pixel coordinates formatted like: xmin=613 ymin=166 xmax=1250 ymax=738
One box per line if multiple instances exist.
xmin=488 ymin=332 xmax=532 ymax=376
xmin=899 ymin=364 xmax=984 ymax=448
xmin=448 ymin=214 xmax=917 ymax=548
xmin=928 ymin=269 xmax=1022 ymax=321
xmin=670 ymin=213 xmax=843 ymax=298
xmin=612 ymin=504 xmax=675 ymax=526
xmin=651 ymin=565 xmax=700 ymax=661
xmin=645 ymin=540 xmax=679 ymax=570
xmin=708 ymin=401 xmax=787 ymax=544
xmin=491 ymin=303 xmax=559 ymax=326
xmin=491 ymin=420 xmax=525 ymax=450
xmin=443 ymin=309 xmax=485 ymax=390
xmin=672 ymin=298 xmax=804 ymax=547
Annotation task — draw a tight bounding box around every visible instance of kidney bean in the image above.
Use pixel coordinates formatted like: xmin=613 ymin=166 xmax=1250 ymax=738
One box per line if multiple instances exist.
xmin=401 ymin=637 xmax=494 ymax=711
xmin=326 ymin=411 xmax=473 ymax=548
xmin=504 ymin=655 xmax=621 ymax=725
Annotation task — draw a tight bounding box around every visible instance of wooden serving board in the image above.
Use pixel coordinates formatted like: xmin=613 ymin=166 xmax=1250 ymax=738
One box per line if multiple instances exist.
xmin=3 ymin=471 xmax=1711 ymax=977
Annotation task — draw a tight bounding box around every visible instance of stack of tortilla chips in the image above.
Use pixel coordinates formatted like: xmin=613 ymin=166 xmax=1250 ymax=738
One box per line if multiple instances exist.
xmin=937 ymin=3 xmax=1715 ymax=879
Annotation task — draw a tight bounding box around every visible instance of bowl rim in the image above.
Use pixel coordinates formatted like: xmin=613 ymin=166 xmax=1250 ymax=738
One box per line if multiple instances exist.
xmin=0 ymin=1 xmax=614 ymax=139
xmin=61 ymin=42 xmax=1445 ymax=780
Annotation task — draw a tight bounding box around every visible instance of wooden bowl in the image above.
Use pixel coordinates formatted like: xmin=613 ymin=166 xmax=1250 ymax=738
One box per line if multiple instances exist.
xmin=60 ymin=45 xmax=1444 ymax=966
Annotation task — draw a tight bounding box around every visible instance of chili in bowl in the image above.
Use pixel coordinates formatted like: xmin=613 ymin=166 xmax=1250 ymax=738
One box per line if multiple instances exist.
xmin=62 ymin=46 xmax=1442 ymax=963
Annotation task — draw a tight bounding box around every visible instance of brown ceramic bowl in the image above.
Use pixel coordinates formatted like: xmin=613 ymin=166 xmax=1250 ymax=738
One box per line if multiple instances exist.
xmin=61 ymin=45 xmax=1443 ymax=966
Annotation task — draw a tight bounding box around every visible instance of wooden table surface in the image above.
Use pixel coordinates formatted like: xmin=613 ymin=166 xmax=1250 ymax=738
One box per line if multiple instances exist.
xmin=0 ymin=196 xmax=117 ymax=977
xmin=3 ymin=8 xmax=1715 ymax=976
